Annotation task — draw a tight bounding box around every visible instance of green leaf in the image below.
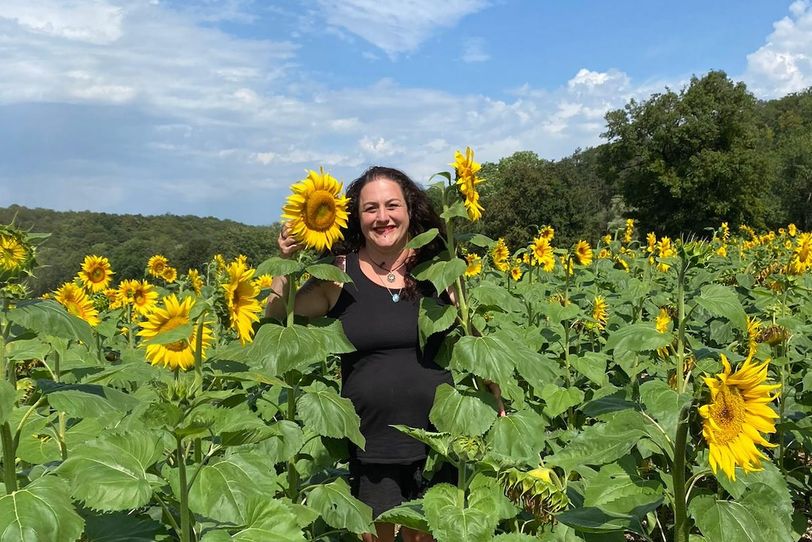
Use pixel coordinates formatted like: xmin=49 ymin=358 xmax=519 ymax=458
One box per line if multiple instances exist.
xmin=258 ymin=420 xmax=305 ymax=464
xmin=639 ymin=380 xmax=691 ymax=445
xmin=469 ymin=283 xmax=521 ymax=313
xmin=689 ymin=495 xmax=762 ymax=542
xmin=418 ymin=298 xmax=457 ymax=349
xmin=7 ymin=299 xmax=95 ymax=347
xmin=449 ymin=334 xmax=515 ymax=385
xmin=458 ymin=233 xmax=495 ymax=248
xmin=187 ymin=453 xmax=281 ymax=525
xmin=441 ymin=200 xmax=469 ymax=221
xmin=306 ymin=478 xmax=373 ymax=535
xmin=82 ymin=511 xmax=165 ymax=541
xmin=583 ymin=461 xmax=663 ymax=517
xmin=377 ymin=499 xmax=430 ymax=532
xmin=140 ymin=322 xmax=193 ymax=345
xmin=305 ymin=263 xmax=352 ymax=284
xmin=43 ymin=383 xmax=141 ymax=420
xmin=546 ymin=411 xmax=645 ymax=472
xmin=605 ymin=323 xmax=672 ymax=359
xmin=58 ymin=430 xmax=164 ymax=511
xmin=468 ymin=473 xmax=517 ymax=522
xmin=249 ymin=324 xmax=324 ymax=376
xmin=694 ymin=283 xmax=747 ymax=330
xmin=0 ymin=476 xmax=84 ymax=542
xmin=412 ymin=257 xmax=467 ymax=294
xmin=429 ymin=384 xmax=498 ymax=437
xmin=391 ymin=426 xmax=451 ymax=456
xmin=406 ymin=228 xmax=439 ymax=250
xmin=493 ymin=534 xmax=543 ymax=542
xmin=4 ymin=338 xmax=50 ymax=362
xmin=423 ymin=483 xmax=495 ymax=542
xmin=200 ymin=498 xmax=306 ymax=542
xmin=570 ymin=352 xmax=608 ymax=386
xmin=486 ymin=409 xmax=547 ymax=465
xmin=255 ymin=256 xmax=304 ymax=277
xmin=298 ymin=382 xmax=365 ymax=448
xmin=541 ymin=384 xmax=584 ymax=418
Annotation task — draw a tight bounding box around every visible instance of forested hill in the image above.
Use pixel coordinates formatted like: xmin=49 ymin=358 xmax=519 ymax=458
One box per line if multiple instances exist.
xmin=0 ymin=205 xmax=281 ymax=295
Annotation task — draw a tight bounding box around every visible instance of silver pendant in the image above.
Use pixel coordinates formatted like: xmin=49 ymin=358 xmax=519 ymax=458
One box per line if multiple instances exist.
xmin=387 ymin=272 xmax=396 ymax=283
xmin=391 ymin=293 xmax=400 ymax=303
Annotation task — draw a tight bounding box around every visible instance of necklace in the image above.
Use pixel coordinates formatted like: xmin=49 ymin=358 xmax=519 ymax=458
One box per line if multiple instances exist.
xmin=371 ymin=254 xmax=409 ymax=283
xmin=374 ymin=272 xmax=402 ymax=303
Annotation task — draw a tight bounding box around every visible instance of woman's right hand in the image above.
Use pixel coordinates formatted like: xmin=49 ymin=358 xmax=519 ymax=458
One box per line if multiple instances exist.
xmin=278 ymin=223 xmax=300 ymax=259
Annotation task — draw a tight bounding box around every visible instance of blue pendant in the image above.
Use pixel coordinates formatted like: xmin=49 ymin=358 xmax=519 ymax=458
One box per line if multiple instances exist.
xmin=391 ymin=293 xmax=400 ymax=303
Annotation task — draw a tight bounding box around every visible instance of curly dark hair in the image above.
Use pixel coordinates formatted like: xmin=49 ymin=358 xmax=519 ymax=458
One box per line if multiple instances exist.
xmin=333 ymin=166 xmax=447 ymax=298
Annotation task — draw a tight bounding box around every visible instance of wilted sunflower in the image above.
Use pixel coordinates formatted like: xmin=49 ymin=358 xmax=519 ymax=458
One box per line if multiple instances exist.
xmin=78 ymin=255 xmax=114 ymax=292
xmin=452 ymin=147 xmax=485 ymax=222
xmin=282 ymin=167 xmax=350 ymax=252
xmin=131 ymin=280 xmax=158 ymax=315
xmin=574 ymin=240 xmax=593 ymax=266
xmin=147 ymin=255 xmax=169 ymax=278
xmin=187 ymin=269 xmax=203 ymax=295
xmin=54 ymin=282 xmax=99 ymax=326
xmin=223 ymin=260 xmax=262 ymax=345
xmin=162 ymin=266 xmax=178 ymax=283
xmin=491 ymin=238 xmax=510 ymax=272
xmin=698 ymin=354 xmax=780 ymax=480
xmin=138 ymin=294 xmax=212 ymax=371
xmin=464 ymin=253 xmax=482 ymax=277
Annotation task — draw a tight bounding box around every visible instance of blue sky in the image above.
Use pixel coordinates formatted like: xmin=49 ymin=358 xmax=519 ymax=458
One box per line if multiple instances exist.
xmin=1 ymin=0 xmax=810 ymax=226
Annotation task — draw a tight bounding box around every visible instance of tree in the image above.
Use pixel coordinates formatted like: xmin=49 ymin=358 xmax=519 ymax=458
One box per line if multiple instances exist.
xmin=602 ymin=70 xmax=775 ymax=236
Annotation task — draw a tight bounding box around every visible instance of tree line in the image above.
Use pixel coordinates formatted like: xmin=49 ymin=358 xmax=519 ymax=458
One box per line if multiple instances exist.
xmin=4 ymin=70 xmax=810 ymax=293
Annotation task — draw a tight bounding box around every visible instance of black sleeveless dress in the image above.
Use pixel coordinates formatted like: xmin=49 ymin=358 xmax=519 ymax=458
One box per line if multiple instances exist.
xmin=327 ymin=252 xmax=453 ymax=464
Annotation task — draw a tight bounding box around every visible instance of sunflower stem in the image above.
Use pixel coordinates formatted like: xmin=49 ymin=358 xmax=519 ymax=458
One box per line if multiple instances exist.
xmin=176 ymin=434 xmax=191 ymax=542
xmin=675 ymin=257 xmax=688 ymax=394
xmin=672 ymin=404 xmax=690 ymax=542
xmin=286 ymin=377 xmax=300 ymax=501
xmin=0 ymin=423 xmax=16 ymax=493
xmin=285 ymin=278 xmax=297 ymax=328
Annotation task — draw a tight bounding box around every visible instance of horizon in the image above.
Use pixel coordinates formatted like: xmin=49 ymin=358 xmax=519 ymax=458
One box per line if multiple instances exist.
xmin=2 ymin=1 xmax=810 ymax=226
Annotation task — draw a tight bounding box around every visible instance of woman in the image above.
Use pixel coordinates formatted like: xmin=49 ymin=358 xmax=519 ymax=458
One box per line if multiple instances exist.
xmin=266 ymin=166 xmax=454 ymax=542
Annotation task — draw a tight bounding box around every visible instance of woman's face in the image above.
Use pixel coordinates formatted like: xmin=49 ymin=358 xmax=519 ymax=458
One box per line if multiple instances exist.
xmin=358 ymin=177 xmax=410 ymax=253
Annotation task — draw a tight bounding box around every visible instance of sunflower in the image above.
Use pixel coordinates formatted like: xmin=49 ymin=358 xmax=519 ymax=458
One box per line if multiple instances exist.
xmin=622 ymin=219 xmax=635 ymax=244
xmin=591 ymin=296 xmax=607 ymax=330
xmin=716 ymin=245 xmax=727 ymax=258
xmin=655 ymin=307 xmax=672 ymax=334
xmin=253 ymin=273 xmax=274 ymax=290
xmin=131 ymin=280 xmax=158 ymax=315
xmin=282 ymin=167 xmax=350 ymax=252
xmin=223 ymin=260 xmax=262 ymax=345
xmin=787 ymin=223 xmax=797 ymax=237
xmin=720 ymin=222 xmax=730 ymax=242
xmin=601 ymin=234 xmax=612 ymax=246
xmin=116 ymin=279 xmax=138 ymax=306
xmin=491 ymin=238 xmax=510 ymax=272
xmin=213 ymin=254 xmax=226 ymax=272
xmin=138 ymin=294 xmax=212 ymax=371
xmin=510 ymin=262 xmax=523 ymax=281
xmin=162 ymin=266 xmax=178 ymax=283
xmin=645 ymin=233 xmax=657 ymax=254
xmin=187 ymin=269 xmax=203 ymax=295
xmin=147 ymin=255 xmax=169 ymax=278
xmin=574 ymin=240 xmax=593 ymax=266
xmin=698 ymin=354 xmax=780 ymax=480
xmin=0 ymin=233 xmax=28 ymax=272
xmin=598 ymin=248 xmax=612 ymax=259
xmin=54 ymin=282 xmax=99 ymax=326
xmin=464 ymin=253 xmax=482 ymax=278
xmin=530 ymin=235 xmax=555 ymax=271
xmin=539 ymin=226 xmax=555 ymax=241
xmin=78 ymin=255 xmax=114 ymax=292
xmin=787 ymin=232 xmax=812 ymax=275
xmin=452 ymin=147 xmax=485 ymax=222
xmin=656 ymin=237 xmax=675 ymax=272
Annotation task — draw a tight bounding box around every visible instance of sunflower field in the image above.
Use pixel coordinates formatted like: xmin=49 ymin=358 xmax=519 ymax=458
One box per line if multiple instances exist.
xmin=0 ymin=149 xmax=811 ymax=542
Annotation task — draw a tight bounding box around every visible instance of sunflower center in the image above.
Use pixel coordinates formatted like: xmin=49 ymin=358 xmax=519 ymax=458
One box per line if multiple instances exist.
xmin=91 ymin=267 xmax=105 ymax=282
xmin=134 ymin=292 xmax=145 ymax=305
xmin=708 ymin=384 xmax=746 ymax=444
xmin=304 ymin=190 xmax=337 ymax=231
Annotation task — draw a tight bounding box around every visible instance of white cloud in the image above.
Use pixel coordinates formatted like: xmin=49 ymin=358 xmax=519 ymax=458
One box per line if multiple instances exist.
xmin=0 ymin=0 xmax=124 ymax=44
xmin=316 ymin=0 xmax=489 ymax=56
xmin=743 ymin=0 xmax=812 ymax=97
xmin=359 ymin=136 xmax=398 ymax=157
xmin=461 ymin=37 xmax=489 ymax=63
